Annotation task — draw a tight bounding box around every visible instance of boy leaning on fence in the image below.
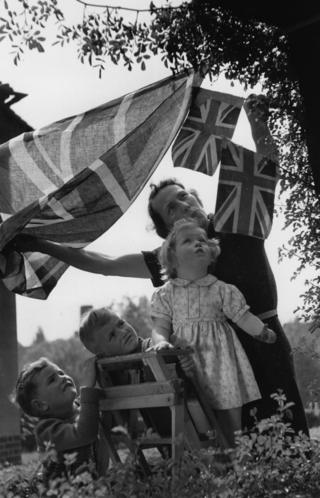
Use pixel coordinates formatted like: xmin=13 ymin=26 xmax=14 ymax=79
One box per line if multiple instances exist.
xmin=79 ymin=306 xmax=196 ymax=435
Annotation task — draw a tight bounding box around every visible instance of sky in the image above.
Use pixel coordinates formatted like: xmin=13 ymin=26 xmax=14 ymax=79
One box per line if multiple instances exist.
xmin=0 ymin=0 xmax=311 ymax=346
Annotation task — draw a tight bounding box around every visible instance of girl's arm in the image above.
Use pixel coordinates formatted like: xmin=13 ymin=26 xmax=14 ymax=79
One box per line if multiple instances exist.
xmin=152 ymin=317 xmax=173 ymax=351
xmin=12 ymin=234 xmax=151 ymax=278
xmin=236 ymin=311 xmax=276 ymax=343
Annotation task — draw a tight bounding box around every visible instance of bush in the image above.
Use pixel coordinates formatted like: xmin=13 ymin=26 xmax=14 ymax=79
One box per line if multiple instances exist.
xmin=227 ymin=392 xmax=320 ymax=497
xmin=1 ymin=393 xmax=320 ymax=498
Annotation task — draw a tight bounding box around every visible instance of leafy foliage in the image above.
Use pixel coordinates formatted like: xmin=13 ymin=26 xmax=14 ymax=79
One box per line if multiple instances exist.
xmin=2 ymin=394 xmax=320 ymax=497
xmin=0 ymin=0 xmax=319 ymax=319
xmin=284 ymin=320 xmax=320 ymax=407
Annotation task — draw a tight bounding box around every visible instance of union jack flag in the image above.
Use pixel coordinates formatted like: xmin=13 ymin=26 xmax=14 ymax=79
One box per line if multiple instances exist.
xmin=214 ymin=140 xmax=279 ymax=239
xmin=0 ymin=71 xmax=201 ymax=299
xmin=172 ymin=89 xmax=243 ymax=175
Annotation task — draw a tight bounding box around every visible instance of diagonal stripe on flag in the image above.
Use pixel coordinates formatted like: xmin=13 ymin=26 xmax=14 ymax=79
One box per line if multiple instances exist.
xmin=89 ymin=158 xmax=130 ymax=213
xmin=9 ymin=135 xmax=59 ymax=196
xmin=60 ymin=113 xmax=85 ymax=177
xmin=0 ymin=70 xmax=203 ymax=298
xmin=214 ymin=139 xmax=279 ymax=239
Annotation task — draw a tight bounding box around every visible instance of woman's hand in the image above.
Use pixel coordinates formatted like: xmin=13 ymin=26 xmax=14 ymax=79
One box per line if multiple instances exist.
xmin=244 ymin=94 xmax=269 ymax=123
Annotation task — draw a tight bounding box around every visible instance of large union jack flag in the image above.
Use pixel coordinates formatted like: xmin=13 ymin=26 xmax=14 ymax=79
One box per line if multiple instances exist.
xmin=0 ymin=71 xmax=201 ymax=299
xmin=214 ymin=140 xmax=279 ymax=239
xmin=172 ymin=89 xmax=243 ymax=175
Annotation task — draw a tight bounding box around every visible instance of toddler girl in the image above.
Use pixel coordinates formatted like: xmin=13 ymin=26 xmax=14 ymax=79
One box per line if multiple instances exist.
xmin=151 ymin=219 xmax=276 ymax=446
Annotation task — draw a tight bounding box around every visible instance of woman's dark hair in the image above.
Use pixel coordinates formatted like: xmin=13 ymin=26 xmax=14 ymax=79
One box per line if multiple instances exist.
xmin=148 ymin=178 xmax=203 ymax=239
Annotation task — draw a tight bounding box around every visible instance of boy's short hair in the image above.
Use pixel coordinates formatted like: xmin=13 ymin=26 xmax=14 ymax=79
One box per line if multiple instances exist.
xmin=15 ymin=357 xmax=52 ymax=416
xmin=160 ymin=218 xmax=221 ymax=279
xmin=79 ymin=307 xmax=114 ymax=353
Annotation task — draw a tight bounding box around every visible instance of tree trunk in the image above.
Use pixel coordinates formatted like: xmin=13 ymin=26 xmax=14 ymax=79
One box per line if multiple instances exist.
xmin=0 ymin=280 xmax=21 ymax=464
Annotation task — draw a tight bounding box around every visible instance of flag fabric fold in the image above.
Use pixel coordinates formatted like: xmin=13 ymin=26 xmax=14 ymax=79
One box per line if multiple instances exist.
xmin=0 ymin=71 xmax=201 ymax=298
xmin=214 ymin=139 xmax=279 ymax=239
xmin=172 ymin=89 xmax=243 ymax=175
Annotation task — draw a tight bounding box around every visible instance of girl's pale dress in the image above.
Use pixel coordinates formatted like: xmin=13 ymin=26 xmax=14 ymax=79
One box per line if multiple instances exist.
xmin=151 ymin=274 xmax=261 ymax=409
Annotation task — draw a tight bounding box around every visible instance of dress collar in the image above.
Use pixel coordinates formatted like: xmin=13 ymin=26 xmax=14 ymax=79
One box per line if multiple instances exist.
xmin=172 ymin=274 xmax=217 ymax=287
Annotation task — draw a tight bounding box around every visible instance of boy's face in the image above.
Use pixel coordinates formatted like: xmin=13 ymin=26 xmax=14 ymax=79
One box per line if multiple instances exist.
xmin=91 ymin=311 xmax=139 ymax=356
xmin=33 ymin=363 xmax=77 ymax=418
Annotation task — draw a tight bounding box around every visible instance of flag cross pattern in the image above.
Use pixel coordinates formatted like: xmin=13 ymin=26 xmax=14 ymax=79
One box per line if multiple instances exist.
xmin=0 ymin=71 xmax=201 ymax=299
xmin=214 ymin=140 xmax=279 ymax=239
xmin=172 ymin=89 xmax=243 ymax=176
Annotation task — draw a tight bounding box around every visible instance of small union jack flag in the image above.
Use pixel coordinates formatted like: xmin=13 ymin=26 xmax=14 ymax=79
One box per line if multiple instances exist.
xmin=214 ymin=139 xmax=279 ymax=239
xmin=172 ymin=89 xmax=243 ymax=175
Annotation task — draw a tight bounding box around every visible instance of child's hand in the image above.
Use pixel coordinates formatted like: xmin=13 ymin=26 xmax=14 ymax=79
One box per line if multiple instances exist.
xmin=80 ymin=356 xmax=97 ymax=387
xmin=152 ymin=340 xmax=173 ymax=351
xmin=256 ymin=326 xmax=277 ymax=344
xmin=264 ymin=328 xmax=277 ymax=343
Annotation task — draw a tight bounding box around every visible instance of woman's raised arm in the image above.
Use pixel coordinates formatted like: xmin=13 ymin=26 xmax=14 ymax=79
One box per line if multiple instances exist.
xmin=12 ymin=234 xmax=151 ymax=278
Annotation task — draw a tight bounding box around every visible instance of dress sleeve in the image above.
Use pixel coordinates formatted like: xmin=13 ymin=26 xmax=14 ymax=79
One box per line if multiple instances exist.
xmin=150 ymin=285 xmax=173 ymax=326
xmin=219 ymin=282 xmax=250 ymax=323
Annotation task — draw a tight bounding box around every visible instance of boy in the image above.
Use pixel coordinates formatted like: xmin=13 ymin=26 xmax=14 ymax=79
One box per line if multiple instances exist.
xmin=79 ymin=307 xmax=175 ymax=445
xmin=15 ymin=356 xmax=109 ymax=478
xmin=79 ymin=307 xmax=212 ymax=444
xmin=79 ymin=307 xmax=152 ymax=357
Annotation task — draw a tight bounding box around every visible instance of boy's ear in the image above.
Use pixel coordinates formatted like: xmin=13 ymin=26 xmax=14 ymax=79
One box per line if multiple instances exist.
xmin=31 ymin=398 xmax=49 ymax=415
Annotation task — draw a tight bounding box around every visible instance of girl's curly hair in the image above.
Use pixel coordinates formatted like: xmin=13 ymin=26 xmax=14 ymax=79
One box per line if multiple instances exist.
xmin=159 ymin=219 xmax=220 ymax=279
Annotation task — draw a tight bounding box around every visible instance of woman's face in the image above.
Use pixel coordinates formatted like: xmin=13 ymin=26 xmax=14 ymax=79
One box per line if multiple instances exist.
xmin=150 ymin=184 xmax=208 ymax=233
